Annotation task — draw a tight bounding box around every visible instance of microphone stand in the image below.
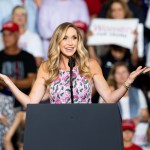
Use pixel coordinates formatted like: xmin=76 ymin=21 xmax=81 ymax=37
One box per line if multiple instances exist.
xmin=68 ymin=57 xmax=75 ymax=103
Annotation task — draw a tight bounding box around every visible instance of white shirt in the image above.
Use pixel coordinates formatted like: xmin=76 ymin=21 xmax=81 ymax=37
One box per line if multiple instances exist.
xmin=18 ymin=30 xmax=44 ymax=57
xmin=38 ymin=0 xmax=90 ymax=39
xmin=99 ymin=89 xmax=147 ymax=119
xmin=119 ymin=89 xmax=147 ymax=119
xmin=145 ymin=6 xmax=150 ymax=29
xmin=146 ymin=43 xmax=150 ymax=67
xmin=0 ymin=34 xmax=4 ymax=51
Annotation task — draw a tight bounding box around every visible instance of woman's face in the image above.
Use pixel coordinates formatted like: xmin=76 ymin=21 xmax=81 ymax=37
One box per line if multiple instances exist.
xmin=12 ymin=8 xmax=27 ymax=27
xmin=59 ymin=27 xmax=78 ymax=58
xmin=114 ymin=65 xmax=129 ymax=85
xmin=110 ymin=2 xmax=125 ymax=19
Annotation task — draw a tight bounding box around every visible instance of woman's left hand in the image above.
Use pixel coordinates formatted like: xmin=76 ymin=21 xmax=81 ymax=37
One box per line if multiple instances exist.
xmin=125 ymin=66 xmax=150 ymax=86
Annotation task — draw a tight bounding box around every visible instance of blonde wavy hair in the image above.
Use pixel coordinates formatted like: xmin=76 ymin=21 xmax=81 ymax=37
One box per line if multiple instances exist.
xmin=46 ymin=22 xmax=92 ymax=84
xmin=107 ymin=62 xmax=130 ymax=89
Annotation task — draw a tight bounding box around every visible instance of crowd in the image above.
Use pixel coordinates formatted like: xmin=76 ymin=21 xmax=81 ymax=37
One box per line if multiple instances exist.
xmin=0 ymin=0 xmax=150 ymax=150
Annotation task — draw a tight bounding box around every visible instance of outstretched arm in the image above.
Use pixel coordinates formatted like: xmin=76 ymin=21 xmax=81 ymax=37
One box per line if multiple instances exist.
xmin=90 ymin=59 xmax=150 ymax=103
xmin=0 ymin=63 xmax=48 ymax=108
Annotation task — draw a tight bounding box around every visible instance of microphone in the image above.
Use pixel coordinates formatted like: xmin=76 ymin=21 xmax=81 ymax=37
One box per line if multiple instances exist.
xmin=68 ymin=57 xmax=75 ymax=69
xmin=68 ymin=57 xmax=75 ymax=103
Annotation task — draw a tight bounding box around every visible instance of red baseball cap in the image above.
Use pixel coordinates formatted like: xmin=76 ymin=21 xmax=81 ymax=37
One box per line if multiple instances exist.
xmin=1 ymin=21 xmax=19 ymax=32
xmin=73 ymin=20 xmax=88 ymax=32
xmin=122 ymin=119 xmax=135 ymax=131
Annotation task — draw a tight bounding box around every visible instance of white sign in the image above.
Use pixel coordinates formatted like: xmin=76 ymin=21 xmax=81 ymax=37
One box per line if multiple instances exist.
xmin=145 ymin=7 xmax=150 ymax=29
xmin=87 ymin=18 xmax=140 ymax=50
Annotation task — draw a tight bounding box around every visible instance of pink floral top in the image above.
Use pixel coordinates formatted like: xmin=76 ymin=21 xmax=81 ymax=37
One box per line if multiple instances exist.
xmin=50 ymin=67 xmax=92 ymax=104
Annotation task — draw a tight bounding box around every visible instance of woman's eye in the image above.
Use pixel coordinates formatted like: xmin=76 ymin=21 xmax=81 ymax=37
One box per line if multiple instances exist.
xmin=73 ymin=36 xmax=77 ymax=39
xmin=63 ymin=37 xmax=67 ymax=40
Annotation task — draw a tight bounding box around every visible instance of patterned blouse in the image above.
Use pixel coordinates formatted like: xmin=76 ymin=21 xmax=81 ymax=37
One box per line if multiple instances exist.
xmin=50 ymin=67 xmax=92 ymax=104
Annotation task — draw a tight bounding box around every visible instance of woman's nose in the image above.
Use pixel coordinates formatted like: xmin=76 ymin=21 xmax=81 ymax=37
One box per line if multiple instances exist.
xmin=67 ymin=38 xmax=73 ymax=45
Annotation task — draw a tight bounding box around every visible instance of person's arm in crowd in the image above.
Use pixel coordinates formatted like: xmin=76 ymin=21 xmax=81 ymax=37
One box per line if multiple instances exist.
xmin=130 ymin=30 xmax=139 ymax=67
xmin=4 ymin=111 xmax=25 ymax=150
xmin=0 ymin=62 xmax=48 ymax=108
xmin=131 ymin=42 xmax=139 ymax=67
xmin=89 ymin=59 xmax=150 ymax=103
xmin=132 ymin=108 xmax=149 ymax=125
xmin=10 ymin=73 xmax=36 ymax=89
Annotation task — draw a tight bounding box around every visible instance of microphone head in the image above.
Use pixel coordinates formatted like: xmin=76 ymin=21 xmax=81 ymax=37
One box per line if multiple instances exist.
xmin=68 ymin=57 xmax=75 ymax=68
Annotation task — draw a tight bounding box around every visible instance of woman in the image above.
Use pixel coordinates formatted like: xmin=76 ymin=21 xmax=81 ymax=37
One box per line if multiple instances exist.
xmin=12 ymin=6 xmax=44 ymax=67
xmin=105 ymin=62 xmax=149 ymax=148
xmin=106 ymin=0 xmax=133 ymax=19
xmin=0 ymin=22 xmax=149 ymax=107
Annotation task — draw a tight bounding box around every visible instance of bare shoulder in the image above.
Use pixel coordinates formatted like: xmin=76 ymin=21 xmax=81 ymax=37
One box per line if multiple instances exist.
xmin=37 ymin=61 xmax=49 ymax=79
xmin=89 ymin=58 xmax=102 ymax=76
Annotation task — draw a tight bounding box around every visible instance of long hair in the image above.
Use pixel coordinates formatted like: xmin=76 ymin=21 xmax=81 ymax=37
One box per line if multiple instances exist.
xmin=46 ymin=22 xmax=92 ymax=84
xmin=107 ymin=62 xmax=129 ymax=89
xmin=107 ymin=0 xmax=133 ymax=19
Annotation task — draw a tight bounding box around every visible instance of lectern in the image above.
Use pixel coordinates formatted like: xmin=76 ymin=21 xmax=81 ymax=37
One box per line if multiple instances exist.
xmin=24 ymin=104 xmax=123 ymax=150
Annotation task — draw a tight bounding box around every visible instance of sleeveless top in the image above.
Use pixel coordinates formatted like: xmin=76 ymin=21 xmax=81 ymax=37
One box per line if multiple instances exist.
xmin=49 ymin=66 xmax=92 ymax=104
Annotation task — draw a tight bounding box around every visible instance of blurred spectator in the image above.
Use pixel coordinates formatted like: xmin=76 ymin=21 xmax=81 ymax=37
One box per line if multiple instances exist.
xmin=88 ymin=0 xmax=140 ymax=102
xmin=99 ymin=0 xmax=146 ymax=23
xmin=0 ymin=21 xmax=37 ymax=110
xmin=122 ymin=119 xmax=143 ymax=150
xmin=4 ymin=111 xmax=26 ymax=150
xmin=38 ymin=0 xmax=90 ymax=59
xmin=0 ymin=93 xmax=15 ymax=150
xmin=10 ymin=0 xmax=39 ymax=33
xmin=12 ymin=6 xmax=44 ymax=67
xmin=0 ymin=0 xmax=39 ymax=33
xmin=106 ymin=0 xmax=133 ymax=19
xmin=88 ymin=0 xmax=129 ymax=59
xmin=106 ymin=0 xmax=144 ymax=59
xmin=100 ymin=45 xmax=137 ymax=79
xmin=88 ymin=0 xmax=139 ymax=67
xmin=105 ymin=62 xmax=149 ymax=148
